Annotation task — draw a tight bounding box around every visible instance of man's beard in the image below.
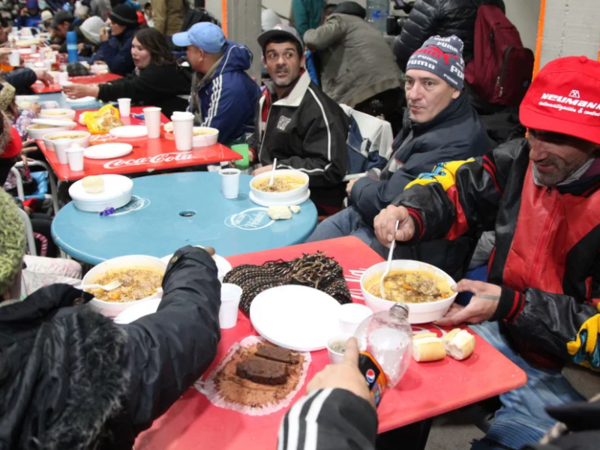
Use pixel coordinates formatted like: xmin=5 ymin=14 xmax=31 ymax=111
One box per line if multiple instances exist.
xmin=532 ymin=154 xmax=588 ymax=186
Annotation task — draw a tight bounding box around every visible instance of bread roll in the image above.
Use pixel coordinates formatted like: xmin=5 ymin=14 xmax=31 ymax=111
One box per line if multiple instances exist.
xmin=412 ymin=337 xmax=446 ymax=362
xmin=82 ymin=176 xmax=104 ymax=194
xmin=444 ymin=329 xmax=476 ymax=360
xmin=413 ymin=332 xmax=438 ymax=340
xmin=442 ymin=328 xmax=461 ymax=345
xmin=267 ymin=206 xmax=292 ymax=220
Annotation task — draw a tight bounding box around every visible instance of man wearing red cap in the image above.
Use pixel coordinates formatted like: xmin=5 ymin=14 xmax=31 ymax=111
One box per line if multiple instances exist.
xmin=373 ymin=56 xmax=600 ymax=449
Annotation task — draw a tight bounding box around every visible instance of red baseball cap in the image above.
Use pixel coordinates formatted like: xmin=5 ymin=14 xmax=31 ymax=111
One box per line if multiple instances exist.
xmin=520 ymin=56 xmax=600 ymax=145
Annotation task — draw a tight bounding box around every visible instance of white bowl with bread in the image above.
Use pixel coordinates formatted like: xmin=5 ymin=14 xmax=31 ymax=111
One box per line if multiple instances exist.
xmin=83 ymin=255 xmax=166 ymax=318
xmin=39 ymin=108 xmax=76 ymax=121
xmin=360 ymin=260 xmax=458 ymax=324
xmin=249 ymin=169 xmax=309 ymax=207
xmin=42 ymin=130 xmax=90 ymax=151
xmin=69 ymin=175 xmax=133 ymax=212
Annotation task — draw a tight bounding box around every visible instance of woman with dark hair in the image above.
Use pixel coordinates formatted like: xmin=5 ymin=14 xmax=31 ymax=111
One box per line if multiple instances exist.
xmin=64 ymin=28 xmax=192 ymax=117
xmin=90 ymin=4 xmax=139 ymax=76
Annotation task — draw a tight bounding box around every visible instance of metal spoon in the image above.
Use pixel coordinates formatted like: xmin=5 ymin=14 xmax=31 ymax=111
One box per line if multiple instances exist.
xmin=81 ymin=280 xmax=123 ymax=291
xmin=380 ymin=220 xmax=400 ymax=300
xmin=269 ymin=158 xmax=277 ymax=186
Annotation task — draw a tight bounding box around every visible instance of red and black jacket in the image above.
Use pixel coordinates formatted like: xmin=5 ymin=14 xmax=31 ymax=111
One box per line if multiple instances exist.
xmin=394 ymin=138 xmax=600 ymax=370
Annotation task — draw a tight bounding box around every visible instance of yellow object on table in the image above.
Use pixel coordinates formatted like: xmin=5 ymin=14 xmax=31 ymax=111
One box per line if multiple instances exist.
xmin=82 ymin=105 xmax=123 ymax=134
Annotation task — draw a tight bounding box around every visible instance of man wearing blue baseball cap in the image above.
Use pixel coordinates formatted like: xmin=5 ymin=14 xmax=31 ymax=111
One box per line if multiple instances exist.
xmin=172 ymin=22 xmax=260 ymax=146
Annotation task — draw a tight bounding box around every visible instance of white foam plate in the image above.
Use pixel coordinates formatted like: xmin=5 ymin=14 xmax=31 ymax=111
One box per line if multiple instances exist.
xmin=16 ymin=95 xmax=40 ymax=103
xmin=65 ymin=96 xmax=97 ymax=104
xmin=249 ymin=189 xmax=311 ymax=207
xmin=110 ymin=125 xmax=148 ymax=138
xmin=160 ymin=253 xmax=232 ymax=281
xmin=84 ymin=143 xmax=133 ymax=160
xmin=250 ymin=285 xmax=342 ymax=351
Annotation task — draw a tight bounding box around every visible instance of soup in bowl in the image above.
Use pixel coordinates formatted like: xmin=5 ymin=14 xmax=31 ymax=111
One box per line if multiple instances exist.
xmin=83 ymin=255 xmax=167 ymax=318
xmin=42 ymin=130 xmax=90 ymax=151
xmin=360 ymin=260 xmax=458 ymax=324
xmin=249 ymin=169 xmax=309 ymax=206
xmin=39 ymin=108 xmax=76 ymax=121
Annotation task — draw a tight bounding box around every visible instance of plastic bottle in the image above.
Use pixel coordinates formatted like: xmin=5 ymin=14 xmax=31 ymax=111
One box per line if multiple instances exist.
xmin=66 ymin=31 xmax=78 ymax=64
xmin=354 ymin=303 xmax=413 ymax=406
xmin=366 ymin=0 xmax=390 ymax=34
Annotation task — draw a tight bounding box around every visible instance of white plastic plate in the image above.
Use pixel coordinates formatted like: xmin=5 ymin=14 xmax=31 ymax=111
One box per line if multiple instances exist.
xmin=84 ymin=143 xmax=133 ymax=160
xmin=250 ymin=285 xmax=342 ymax=351
xmin=110 ymin=125 xmax=148 ymax=138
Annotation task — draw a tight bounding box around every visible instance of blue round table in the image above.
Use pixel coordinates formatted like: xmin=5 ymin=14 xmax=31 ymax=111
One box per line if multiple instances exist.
xmin=52 ymin=172 xmax=318 ymax=265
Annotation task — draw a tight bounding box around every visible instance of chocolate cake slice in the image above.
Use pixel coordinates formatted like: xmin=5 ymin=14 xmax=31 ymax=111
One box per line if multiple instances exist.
xmin=236 ymin=356 xmax=289 ymax=385
xmin=255 ymin=345 xmax=300 ymax=365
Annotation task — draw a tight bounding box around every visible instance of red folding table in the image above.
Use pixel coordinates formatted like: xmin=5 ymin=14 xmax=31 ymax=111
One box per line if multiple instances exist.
xmin=31 ymin=73 xmax=124 ymax=94
xmin=135 ymin=237 xmax=527 ymax=450
xmin=38 ymin=107 xmax=242 ymax=182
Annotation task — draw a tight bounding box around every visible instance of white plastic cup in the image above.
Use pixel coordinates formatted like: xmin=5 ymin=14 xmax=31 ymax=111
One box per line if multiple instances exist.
xmin=327 ymin=333 xmax=353 ymax=364
xmin=58 ymin=72 xmax=68 ymax=84
xmin=143 ymin=107 xmax=162 ymax=139
xmin=9 ymin=50 xmax=20 ymax=67
xmin=43 ymin=60 xmax=52 ymax=71
xmin=220 ymin=168 xmax=241 ymax=199
xmin=338 ymin=303 xmax=373 ymax=334
xmin=30 ymin=44 xmax=37 ymax=53
xmin=53 ymin=139 xmax=71 ymax=164
xmin=171 ymin=112 xmax=194 ymax=151
xmin=41 ymin=100 xmax=58 ymax=109
xmin=219 ymin=283 xmax=243 ymax=329
xmin=118 ymin=98 xmax=131 ymax=117
xmin=66 ymin=145 xmax=84 ymax=171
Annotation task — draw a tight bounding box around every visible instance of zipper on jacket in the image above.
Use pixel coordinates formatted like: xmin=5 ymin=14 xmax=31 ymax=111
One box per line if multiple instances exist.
xmin=258 ymin=107 xmax=273 ymax=164
xmin=528 ymin=188 xmax=561 ymax=287
xmin=495 ymin=46 xmax=513 ymax=98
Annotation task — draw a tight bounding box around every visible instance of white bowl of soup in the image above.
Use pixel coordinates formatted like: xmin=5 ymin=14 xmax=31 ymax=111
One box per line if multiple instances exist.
xmin=192 ymin=127 xmax=219 ymax=147
xmin=360 ymin=260 xmax=458 ymax=324
xmin=27 ymin=122 xmax=77 ymax=139
xmin=39 ymin=108 xmax=76 ymax=121
xmin=250 ymin=169 xmax=309 ymax=206
xmin=42 ymin=130 xmax=90 ymax=151
xmin=83 ymin=255 xmax=167 ymax=318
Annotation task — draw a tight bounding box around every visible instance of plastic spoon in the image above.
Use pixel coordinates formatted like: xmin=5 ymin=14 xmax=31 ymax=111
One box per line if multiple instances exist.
xmin=81 ymin=280 xmax=123 ymax=291
xmin=269 ymin=158 xmax=277 ymax=186
xmin=380 ymin=220 xmax=400 ymax=300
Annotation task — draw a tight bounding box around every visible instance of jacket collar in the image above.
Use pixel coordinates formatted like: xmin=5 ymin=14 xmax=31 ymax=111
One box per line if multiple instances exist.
xmin=266 ymin=70 xmax=312 ymax=108
xmin=409 ymin=92 xmax=469 ymax=135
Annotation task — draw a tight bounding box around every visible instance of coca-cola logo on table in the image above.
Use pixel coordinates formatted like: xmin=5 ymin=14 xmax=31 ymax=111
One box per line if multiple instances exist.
xmin=103 ymin=152 xmax=195 ymax=169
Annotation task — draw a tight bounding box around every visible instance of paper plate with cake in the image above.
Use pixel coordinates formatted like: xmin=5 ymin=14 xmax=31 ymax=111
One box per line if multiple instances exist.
xmin=200 ymin=336 xmax=311 ymax=416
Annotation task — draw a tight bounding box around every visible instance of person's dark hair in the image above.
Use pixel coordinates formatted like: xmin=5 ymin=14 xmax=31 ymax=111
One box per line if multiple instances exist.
xmin=324 ymin=3 xmax=337 ymax=16
xmin=262 ymin=36 xmax=303 ymax=58
xmin=134 ymin=28 xmax=176 ymax=66
xmin=333 ymin=1 xmax=367 ymax=19
xmin=144 ymin=2 xmax=151 ymax=10
xmin=0 ymin=17 xmax=8 ymax=28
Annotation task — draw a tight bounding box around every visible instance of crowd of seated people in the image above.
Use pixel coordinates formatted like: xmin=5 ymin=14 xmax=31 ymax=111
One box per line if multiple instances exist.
xmin=0 ymin=0 xmax=598 ymax=448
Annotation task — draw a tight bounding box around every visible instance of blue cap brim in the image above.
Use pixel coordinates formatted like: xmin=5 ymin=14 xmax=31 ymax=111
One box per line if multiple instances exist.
xmin=172 ymin=32 xmax=191 ymax=47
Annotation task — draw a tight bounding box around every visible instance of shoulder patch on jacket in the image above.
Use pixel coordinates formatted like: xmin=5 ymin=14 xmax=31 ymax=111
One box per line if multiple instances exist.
xmin=406 ymin=159 xmax=475 ymax=191
xmin=567 ymin=313 xmax=600 ymax=371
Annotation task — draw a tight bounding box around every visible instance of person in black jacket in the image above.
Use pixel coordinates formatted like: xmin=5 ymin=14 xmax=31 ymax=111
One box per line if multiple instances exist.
xmin=279 ymin=340 xmax=600 ymax=450
xmin=0 ymin=190 xmax=221 ymax=449
xmin=248 ymin=25 xmax=349 ymax=214
xmin=393 ymin=0 xmax=505 ymax=72
xmin=307 ymin=36 xmax=492 ymax=279
xmin=49 ymin=10 xmax=85 ymax=53
xmin=64 ymin=28 xmax=192 ymax=117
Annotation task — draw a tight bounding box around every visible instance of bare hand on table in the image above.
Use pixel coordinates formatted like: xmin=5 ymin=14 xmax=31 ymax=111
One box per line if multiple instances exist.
xmin=50 ymin=44 xmax=61 ymax=51
xmin=63 ymin=84 xmax=99 ymax=99
xmin=307 ymin=337 xmax=376 ymax=410
xmin=22 ymin=139 xmax=38 ymax=154
xmin=434 ymin=280 xmax=501 ymax=327
xmin=374 ymin=205 xmax=416 ymax=247
xmin=33 ymin=69 xmax=54 ymax=86
xmin=100 ymin=27 xmax=110 ymax=42
xmin=252 ymin=164 xmax=273 ymax=176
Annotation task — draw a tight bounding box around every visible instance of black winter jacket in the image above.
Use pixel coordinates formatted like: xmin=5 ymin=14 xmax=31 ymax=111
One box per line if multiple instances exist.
xmin=393 ymin=0 xmax=506 ymax=71
xmin=0 ymin=246 xmax=221 ymax=450
xmin=352 ymin=93 xmax=492 ymax=278
xmin=279 ymin=389 xmax=600 ymax=450
xmin=248 ymin=71 xmax=350 ymax=208
xmin=98 ymin=63 xmax=192 ymax=118
xmin=394 ymin=139 xmax=600 ymax=371
xmin=4 ymin=68 xmax=38 ymax=95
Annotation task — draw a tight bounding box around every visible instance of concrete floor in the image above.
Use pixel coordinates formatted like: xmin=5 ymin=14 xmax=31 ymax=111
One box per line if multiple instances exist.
xmin=425 ymin=410 xmax=485 ymax=450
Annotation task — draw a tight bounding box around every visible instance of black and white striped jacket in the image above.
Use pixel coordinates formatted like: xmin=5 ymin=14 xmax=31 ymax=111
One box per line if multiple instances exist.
xmin=278 ymin=388 xmax=377 ymax=450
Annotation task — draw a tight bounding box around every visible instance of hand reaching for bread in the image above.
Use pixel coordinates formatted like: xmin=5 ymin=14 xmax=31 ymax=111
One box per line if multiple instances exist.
xmin=434 ymin=279 xmax=501 ymax=327
xmin=307 ymin=338 xmax=376 ymax=410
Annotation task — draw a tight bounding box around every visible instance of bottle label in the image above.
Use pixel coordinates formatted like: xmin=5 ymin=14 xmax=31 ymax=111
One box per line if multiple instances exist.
xmin=358 ymin=351 xmax=387 ymax=407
